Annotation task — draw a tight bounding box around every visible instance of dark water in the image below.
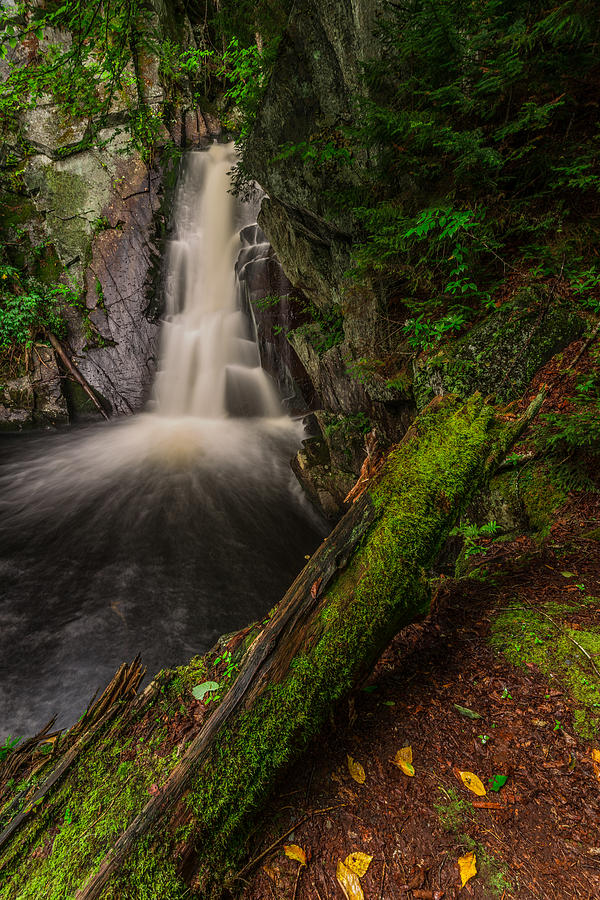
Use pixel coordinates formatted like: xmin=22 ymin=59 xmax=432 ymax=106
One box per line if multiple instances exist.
xmin=0 ymin=415 xmax=325 ymax=740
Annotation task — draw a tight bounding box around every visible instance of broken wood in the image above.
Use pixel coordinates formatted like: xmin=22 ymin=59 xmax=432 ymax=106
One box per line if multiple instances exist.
xmin=45 ymin=330 xmax=110 ymax=420
xmin=0 ymin=393 xmax=544 ymax=900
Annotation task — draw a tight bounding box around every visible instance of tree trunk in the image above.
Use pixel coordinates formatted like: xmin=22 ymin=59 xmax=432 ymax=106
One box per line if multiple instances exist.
xmin=0 ymin=394 xmax=542 ymax=900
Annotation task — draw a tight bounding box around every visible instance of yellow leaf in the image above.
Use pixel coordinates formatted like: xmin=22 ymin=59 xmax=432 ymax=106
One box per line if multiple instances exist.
xmin=262 ymin=863 xmax=279 ymax=882
xmin=458 ymin=851 xmax=477 ymax=888
xmin=392 ymin=747 xmax=415 ymax=776
xmin=592 ymin=748 xmax=600 ymax=764
xmin=347 ymin=755 xmax=366 ymax=784
xmin=283 ymin=844 xmax=306 ymax=866
xmin=336 ymin=860 xmax=365 ymax=900
xmin=459 ymin=770 xmax=486 ymax=796
xmin=344 ymin=852 xmax=373 ymax=878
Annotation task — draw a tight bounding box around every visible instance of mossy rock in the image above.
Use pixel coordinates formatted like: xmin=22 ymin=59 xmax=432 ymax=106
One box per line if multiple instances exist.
xmin=413 ymin=289 xmax=585 ymax=409
xmin=491 ymin=599 xmax=600 ymax=740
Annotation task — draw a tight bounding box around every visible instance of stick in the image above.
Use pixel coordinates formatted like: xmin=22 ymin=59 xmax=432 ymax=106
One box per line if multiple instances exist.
xmin=45 ymin=331 xmax=110 ymax=420
xmin=521 ymin=597 xmax=600 ymax=677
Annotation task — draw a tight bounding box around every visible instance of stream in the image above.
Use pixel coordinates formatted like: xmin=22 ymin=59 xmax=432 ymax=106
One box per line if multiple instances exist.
xmin=0 ymin=144 xmax=325 ymax=740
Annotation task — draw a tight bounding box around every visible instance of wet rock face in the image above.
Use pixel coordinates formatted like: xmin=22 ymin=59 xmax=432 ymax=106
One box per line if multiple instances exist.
xmin=22 ymin=133 xmax=167 ymax=418
xmin=236 ymin=224 xmax=317 ymax=415
xmin=0 ymin=377 xmax=33 ymax=429
xmin=78 ymin=155 xmax=164 ymax=416
xmin=413 ymin=290 xmax=586 ymax=410
xmin=0 ymin=344 xmax=68 ymax=429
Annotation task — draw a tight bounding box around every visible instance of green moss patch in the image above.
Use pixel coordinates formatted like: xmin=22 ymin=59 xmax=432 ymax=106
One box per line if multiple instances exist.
xmin=490 ymin=599 xmax=600 ymax=739
xmin=434 ymin=786 xmax=515 ymax=897
xmin=413 ymin=290 xmax=585 ymax=410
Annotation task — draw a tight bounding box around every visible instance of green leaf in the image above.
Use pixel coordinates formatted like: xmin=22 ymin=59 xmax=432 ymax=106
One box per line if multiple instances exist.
xmin=192 ymin=681 xmax=219 ymax=701
xmin=489 ymin=774 xmax=508 ymax=792
xmin=453 ymin=704 xmax=482 ymax=720
xmin=561 ymin=572 xmax=575 ymax=578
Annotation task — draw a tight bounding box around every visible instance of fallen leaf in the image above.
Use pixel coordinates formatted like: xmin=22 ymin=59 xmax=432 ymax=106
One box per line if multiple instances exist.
xmin=347 ymin=755 xmax=366 ymax=784
xmin=336 ymin=860 xmax=364 ymax=900
xmin=459 ymin=771 xmax=486 ymax=796
xmin=284 ymin=844 xmax=306 ymax=866
xmin=392 ymin=746 xmax=415 ymax=776
xmin=458 ymin=851 xmax=477 ymax=888
xmin=262 ymin=863 xmax=279 ymax=882
xmin=489 ymin=774 xmax=508 ymax=792
xmin=592 ymin=749 xmax=600 ymax=763
xmin=344 ymin=852 xmax=373 ymax=878
xmin=310 ymin=577 xmax=323 ymax=599
xmin=454 ymin=704 xmax=482 ymax=720
xmin=191 ymin=681 xmax=219 ymax=701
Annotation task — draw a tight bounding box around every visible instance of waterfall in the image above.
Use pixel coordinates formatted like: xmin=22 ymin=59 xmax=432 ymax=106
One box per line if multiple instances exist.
xmin=0 ymin=145 xmax=326 ymax=739
xmin=154 ymin=143 xmax=281 ymax=419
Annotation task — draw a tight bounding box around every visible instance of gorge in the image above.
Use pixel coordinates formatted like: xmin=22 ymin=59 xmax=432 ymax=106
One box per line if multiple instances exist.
xmin=0 ymin=143 xmax=325 ymax=738
xmin=0 ymin=1 xmax=599 ymax=897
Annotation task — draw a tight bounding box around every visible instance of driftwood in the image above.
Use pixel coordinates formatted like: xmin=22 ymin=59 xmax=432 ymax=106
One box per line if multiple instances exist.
xmin=45 ymin=331 xmax=110 ymax=420
xmin=0 ymin=659 xmax=145 ymax=860
xmin=0 ymin=393 xmax=544 ymax=900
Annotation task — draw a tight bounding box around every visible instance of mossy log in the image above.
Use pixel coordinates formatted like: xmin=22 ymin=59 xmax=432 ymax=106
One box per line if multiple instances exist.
xmin=0 ymin=394 xmax=542 ymax=900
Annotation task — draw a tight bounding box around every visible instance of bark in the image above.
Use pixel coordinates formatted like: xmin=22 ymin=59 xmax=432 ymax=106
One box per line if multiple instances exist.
xmin=0 ymin=393 xmax=543 ymax=900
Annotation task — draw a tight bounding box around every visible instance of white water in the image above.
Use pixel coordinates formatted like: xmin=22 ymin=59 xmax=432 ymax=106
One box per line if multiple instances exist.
xmin=154 ymin=143 xmax=281 ymax=419
xmin=0 ymin=144 xmax=325 ymax=739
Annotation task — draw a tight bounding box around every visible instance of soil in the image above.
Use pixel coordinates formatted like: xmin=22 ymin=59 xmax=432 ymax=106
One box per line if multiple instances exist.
xmin=239 ymin=340 xmax=600 ymax=900
xmin=238 ymin=519 xmax=600 ymax=900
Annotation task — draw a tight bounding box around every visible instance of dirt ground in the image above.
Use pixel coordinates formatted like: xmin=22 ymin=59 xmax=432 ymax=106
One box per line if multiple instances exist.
xmin=240 ymin=341 xmax=600 ymax=900
xmin=239 ymin=512 xmax=600 ymax=900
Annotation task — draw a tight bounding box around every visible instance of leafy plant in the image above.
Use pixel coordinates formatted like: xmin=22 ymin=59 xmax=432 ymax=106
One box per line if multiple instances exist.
xmin=450 ymin=519 xmax=500 ymax=560
xmin=0 ymin=264 xmax=79 ymax=351
xmin=0 ymin=735 xmax=21 ymax=763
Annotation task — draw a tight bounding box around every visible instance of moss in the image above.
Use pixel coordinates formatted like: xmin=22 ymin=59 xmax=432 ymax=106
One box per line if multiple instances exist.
xmin=434 ymin=785 xmax=469 ymax=832
xmin=104 ymin=397 xmax=499 ymax=897
xmin=434 ymin=787 xmax=514 ymax=897
xmin=490 ymin=600 xmax=600 ymax=740
xmin=413 ymin=289 xmax=585 ymax=409
xmin=0 ymin=639 xmax=242 ymax=900
xmin=519 ymin=464 xmax=567 ymax=534
xmin=43 ymin=167 xmax=92 ymax=268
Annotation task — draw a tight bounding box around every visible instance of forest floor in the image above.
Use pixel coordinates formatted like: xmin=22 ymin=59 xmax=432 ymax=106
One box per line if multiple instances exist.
xmin=240 ymin=343 xmax=600 ymax=900
xmin=240 ymin=506 xmax=600 ymax=900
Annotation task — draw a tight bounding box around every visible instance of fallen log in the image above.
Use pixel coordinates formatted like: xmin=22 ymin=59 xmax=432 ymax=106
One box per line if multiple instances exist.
xmin=45 ymin=331 xmax=110 ymax=420
xmin=0 ymin=393 xmax=543 ymax=900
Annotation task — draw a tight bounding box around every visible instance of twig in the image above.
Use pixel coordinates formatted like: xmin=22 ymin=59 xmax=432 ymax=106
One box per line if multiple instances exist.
xmin=378 ymin=860 xmax=387 ymax=900
xmin=45 ymin=331 xmax=109 ymax=420
xmin=292 ymin=862 xmax=302 ymax=900
xmin=521 ymin=597 xmax=600 ymax=677
xmin=236 ymin=804 xmax=347 ymax=880
xmin=571 ymin=320 xmax=600 ymax=369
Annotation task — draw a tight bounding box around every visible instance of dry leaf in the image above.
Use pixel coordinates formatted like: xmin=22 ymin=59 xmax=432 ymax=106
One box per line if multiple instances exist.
xmin=283 ymin=844 xmax=306 ymax=866
xmin=458 ymin=851 xmax=477 ymax=888
xmin=592 ymin=748 xmax=600 ymax=782
xmin=344 ymin=851 xmax=373 ymax=878
xmin=459 ymin=770 xmax=486 ymax=796
xmin=262 ymin=863 xmax=279 ymax=882
xmin=392 ymin=746 xmax=415 ymax=776
xmin=347 ymin=755 xmax=366 ymax=784
xmin=336 ymin=860 xmax=364 ymax=900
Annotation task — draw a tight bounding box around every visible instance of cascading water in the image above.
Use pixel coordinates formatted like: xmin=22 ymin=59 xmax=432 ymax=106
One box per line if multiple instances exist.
xmin=0 ymin=145 xmax=325 ymax=740
xmin=154 ymin=144 xmax=281 ymax=419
